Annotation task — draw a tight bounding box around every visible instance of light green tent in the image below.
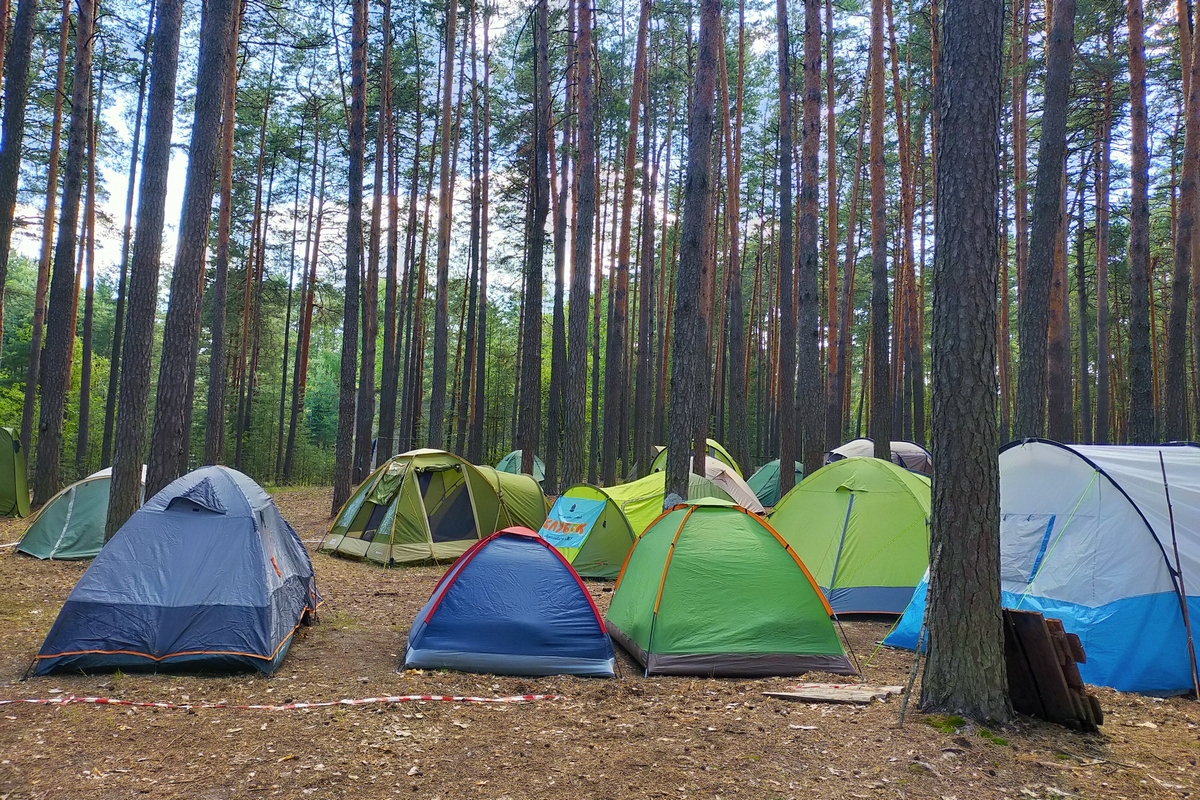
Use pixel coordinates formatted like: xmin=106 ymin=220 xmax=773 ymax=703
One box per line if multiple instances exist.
xmin=538 ymin=472 xmax=733 ymax=578
xmin=649 ymin=438 xmax=743 ymax=477
xmin=769 ymin=457 xmax=930 ymax=616
xmin=0 ymin=427 xmax=29 ymax=518
xmin=17 ymin=467 xmax=145 ymax=560
xmin=747 ymin=460 xmax=804 ymax=508
xmin=605 ymin=499 xmax=855 ymax=676
xmin=321 ymin=449 xmax=548 ymax=566
xmin=495 ymin=450 xmax=545 ymax=484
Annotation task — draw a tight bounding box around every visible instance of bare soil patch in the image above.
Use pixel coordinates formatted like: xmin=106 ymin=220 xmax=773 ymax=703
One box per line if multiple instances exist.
xmin=0 ymin=486 xmax=1196 ymax=799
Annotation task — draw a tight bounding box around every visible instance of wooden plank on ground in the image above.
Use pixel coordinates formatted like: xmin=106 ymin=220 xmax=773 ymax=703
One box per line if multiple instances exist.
xmin=1004 ymin=609 xmax=1078 ymax=725
xmin=764 ymin=684 xmax=904 ymax=705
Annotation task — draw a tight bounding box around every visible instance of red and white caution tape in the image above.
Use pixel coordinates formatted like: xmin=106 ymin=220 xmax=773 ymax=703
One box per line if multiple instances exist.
xmin=0 ymin=693 xmax=560 ymax=711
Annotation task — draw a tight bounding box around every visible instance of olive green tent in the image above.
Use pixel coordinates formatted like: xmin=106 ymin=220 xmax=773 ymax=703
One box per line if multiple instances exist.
xmin=769 ymin=457 xmax=930 ymax=615
xmin=605 ymin=499 xmax=855 ymax=677
xmin=17 ymin=467 xmax=145 ymax=560
xmin=538 ymin=472 xmax=733 ymax=578
xmin=0 ymin=427 xmax=29 ymax=518
xmin=495 ymin=450 xmax=545 ymax=484
xmin=321 ymin=449 xmax=548 ymax=566
xmin=649 ymin=438 xmax=742 ymax=477
xmin=747 ymin=460 xmax=804 ymax=508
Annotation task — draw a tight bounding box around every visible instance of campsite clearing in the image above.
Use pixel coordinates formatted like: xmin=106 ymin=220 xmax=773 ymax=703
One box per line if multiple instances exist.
xmin=1 ymin=486 xmax=1198 ymax=799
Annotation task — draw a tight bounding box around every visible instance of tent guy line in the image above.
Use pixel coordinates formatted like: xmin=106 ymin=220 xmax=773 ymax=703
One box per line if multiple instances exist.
xmin=0 ymin=693 xmax=562 ymax=711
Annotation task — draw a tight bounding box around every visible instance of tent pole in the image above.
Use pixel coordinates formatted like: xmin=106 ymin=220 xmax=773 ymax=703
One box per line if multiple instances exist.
xmin=1159 ymin=451 xmax=1200 ymax=701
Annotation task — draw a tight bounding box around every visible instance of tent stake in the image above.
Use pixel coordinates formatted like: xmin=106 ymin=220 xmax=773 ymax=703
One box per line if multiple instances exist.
xmin=1159 ymin=451 xmax=1200 ymax=701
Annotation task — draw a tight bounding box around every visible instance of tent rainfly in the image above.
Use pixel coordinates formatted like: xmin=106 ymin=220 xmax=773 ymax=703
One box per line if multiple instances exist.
xmin=0 ymin=426 xmax=29 ymax=518
xmin=321 ymin=449 xmax=548 ymax=566
xmin=885 ymin=440 xmax=1200 ymax=695
xmin=649 ymin=438 xmax=743 ymax=477
xmin=17 ymin=467 xmax=146 ymax=560
xmin=605 ymin=499 xmax=855 ymax=677
xmin=825 ymin=438 xmax=933 ymax=476
xmin=770 ymin=457 xmax=931 ymax=615
xmin=747 ymin=460 xmax=804 ymax=508
xmin=405 ymin=528 xmax=615 ymax=677
xmin=539 ymin=471 xmax=733 ymax=579
xmin=495 ymin=450 xmax=546 ymax=485
xmin=34 ymin=466 xmax=320 ymax=675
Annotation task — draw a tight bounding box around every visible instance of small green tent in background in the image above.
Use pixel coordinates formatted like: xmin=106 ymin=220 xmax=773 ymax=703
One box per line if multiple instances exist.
xmin=495 ymin=450 xmax=545 ymax=485
xmin=17 ymin=467 xmax=145 ymax=560
xmin=649 ymin=438 xmax=743 ymax=477
xmin=322 ymin=449 xmax=548 ymax=566
xmin=746 ymin=460 xmax=804 ymax=508
xmin=605 ymin=500 xmax=855 ymax=677
xmin=538 ymin=471 xmax=732 ymax=578
xmin=0 ymin=427 xmax=29 ymax=518
xmin=769 ymin=457 xmax=930 ymax=615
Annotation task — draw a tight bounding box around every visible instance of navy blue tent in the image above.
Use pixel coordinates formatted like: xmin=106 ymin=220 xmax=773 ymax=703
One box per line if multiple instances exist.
xmin=405 ymin=528 xmax=615 ymax=677
xmin=35 ymin=466 xmax=320 ymax=675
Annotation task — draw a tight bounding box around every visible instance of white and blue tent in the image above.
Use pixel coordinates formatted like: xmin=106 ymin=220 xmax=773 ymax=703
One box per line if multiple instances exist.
xmin=885 ymin=440 xmax=1200 ymax=695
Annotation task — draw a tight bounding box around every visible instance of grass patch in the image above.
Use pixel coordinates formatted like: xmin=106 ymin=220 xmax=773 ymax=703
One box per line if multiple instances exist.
xmin=978 ymin=729 xmax=1009 ymax=746
xmin=923 ymin=714 xmax=966 ymax=734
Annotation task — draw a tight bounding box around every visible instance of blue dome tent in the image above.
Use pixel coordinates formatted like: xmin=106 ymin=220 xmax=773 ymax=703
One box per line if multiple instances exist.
xmin=405 ymin=528 xmax=615 ymax=677
xmin=885 ymin=441 xmax=1200 ymax=695
xmin=34 ymin=466 xmax=320 ymax=676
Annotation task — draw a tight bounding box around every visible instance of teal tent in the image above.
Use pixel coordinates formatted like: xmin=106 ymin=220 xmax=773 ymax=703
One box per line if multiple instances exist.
xmin=17 ymin=467 xmax=145 ymax=560
xmin=496 ymin=450 xmax=546 ymax=485
xmin=747 ymin=460 xmax=803 ymax=508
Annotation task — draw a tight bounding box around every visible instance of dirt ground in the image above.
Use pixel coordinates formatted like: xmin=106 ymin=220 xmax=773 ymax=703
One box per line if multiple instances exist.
xmin=0 ymin=486 xmax=1197 ymax=800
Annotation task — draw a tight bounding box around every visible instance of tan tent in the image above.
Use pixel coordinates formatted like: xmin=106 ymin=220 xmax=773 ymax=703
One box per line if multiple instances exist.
xmin=825 ymin=438 xmax=932 ymax=475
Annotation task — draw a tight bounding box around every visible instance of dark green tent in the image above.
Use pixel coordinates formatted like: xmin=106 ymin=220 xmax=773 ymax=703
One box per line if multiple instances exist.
xmin=746 ymin=460 xmax=803 ymax=508
xmin=0 ymin=427 xmax=29 ymax=518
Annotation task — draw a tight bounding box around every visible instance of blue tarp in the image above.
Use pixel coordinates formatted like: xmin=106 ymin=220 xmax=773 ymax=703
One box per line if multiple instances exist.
xmin=405 ymin=528 xmax=615 ymax=677
xmin=35 ymin=466 xmax=320 ymax=675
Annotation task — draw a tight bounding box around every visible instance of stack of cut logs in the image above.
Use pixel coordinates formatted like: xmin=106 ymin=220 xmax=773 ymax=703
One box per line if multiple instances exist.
xmin=1004 ymin=608 xmax=1103 ymax=732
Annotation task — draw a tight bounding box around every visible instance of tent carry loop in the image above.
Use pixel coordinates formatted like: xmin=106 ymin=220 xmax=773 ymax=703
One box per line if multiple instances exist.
xmin=1158 ymin=451 xmax=1200 ymax=700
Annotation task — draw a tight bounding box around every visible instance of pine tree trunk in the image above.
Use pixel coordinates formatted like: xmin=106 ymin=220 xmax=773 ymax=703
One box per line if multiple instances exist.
xmin=775 ymin=0 xmax=798 ymax=496
xmin=834 ymin=104 xmax=866 ymax=445
xmin=797 ymin=0 xmax=823 ymax=476
xmin=468 ymin=18 xmax=490 ymax=465
xmin=33 ymin=0 xmax=96 ymax=506
xmin=74 ymin=87 xmax=98 ymax=480
xmin=1075 ymin=187 xmax=1091 ymax=443
xmin=376 ymin=0 xmax=399 ymax=468
xmin=454 ymin=0 xmax=480 ymax=460
xmin=276 ymin=139 xmax=305 ymax=481
xmin=106 ymin=0 xmax=184 ymax=536
xmin=666 ymin=0 xmax=721 ymax=503
xmin=563 ymin=0 xmax=595 ymax=487
xmin=1174 ymin=3 xmax=1200 ymax=440
xmin=20 ymin=0 xmax=70 ymax=458
xmin=1126 ymin=0 xmax=1154 ymax=443
xmin=333 ymin=0 xmax=368 ymax=512
xmin=823 ymin=0 xmax=840 ymax=451
xmin=101 ymin=0 xmax=155 ymax=468
xmin=1094 ymin=47 xmax=1112 ymax=444
xmin=428 ymin=0 xmax=459 ymax=449
xmin=0 ymin=0 xmax=38 ymax=362
xmin=867 ymin=0 xmax=891 ymax=462
xmin=1014 ymin=0 xmax=1075 ymax=439
xmin=921 ymin=0 xmax=1010 ymax=722
xmin=204 ymin=13 xmax=243 ymax=467
xmin=1046 ymin=180 xmax=1070 ymax=442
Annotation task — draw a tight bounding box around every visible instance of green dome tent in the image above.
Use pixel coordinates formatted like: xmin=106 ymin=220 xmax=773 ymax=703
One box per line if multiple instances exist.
xmin=17 ymin=467 xmax=146 ymax=560
xmin=539 ymin=471 xmax=732 ymax=578
xmin=0 ymin=426 xmax=29 ymax=518
xmin=321 ymin=449 xmax=548 ymax=566
xmin=747 ymin=460 xmax=803 ymax=508
xmin=495 ymin=450 xmax=545 ymax=484
xmin=649 ymin=438 xmax=743 ymax=477
xmin=769 ymin=457 xmax=930 ymax=615
xmin=605 ymin=500 xmax=855 ymax=677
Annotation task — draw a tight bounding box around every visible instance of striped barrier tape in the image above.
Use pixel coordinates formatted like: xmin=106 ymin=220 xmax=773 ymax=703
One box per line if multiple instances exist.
xmin=0 ymin=693 xmax=560 ymax=711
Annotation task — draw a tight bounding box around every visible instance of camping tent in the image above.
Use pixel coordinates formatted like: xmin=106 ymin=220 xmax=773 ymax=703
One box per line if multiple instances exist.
xmin=649 ymin=438 xmax=743 ymax=477
xmin=747 ymin=460 xmax=804 ymax=508
xmin=826 ymin=438 xmax=933 ymax=475
xmin=0 ymin=426 xmax=29 ymax=518
xmin=404 ymin=528 xmax=615 ymax=676
xmin=34 ymin=466 xmax=319 ymax=675
xmin=690 ymin=457 xmax=764 ymax=513
xmin=539 ymin=471 xmax=733 ymax=578
xmin=17 ymin=466 xmax=146 ymax=560
xmin=496 ymin=450 xmax=546 ymax=484
xmin=321 ymin=449 xmax=548 ymax=566
xmin=605 ymin=499 xmax=855 ymax=677
xmin=884 ymin=440 xmax=1200 ymax=695
xmin=769 ymin=457 xmax=931 ymax=615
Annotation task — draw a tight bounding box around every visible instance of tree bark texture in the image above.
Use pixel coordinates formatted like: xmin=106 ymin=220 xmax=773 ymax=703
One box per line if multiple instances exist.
xmin=775 ymin=0 xmax=798 ymax=497
xmin=1126 ymin=0 xmax=1154 ymax=443
xmin=868 ymin=0 xmax=891 ymax=461
xmin=797 ymin=0 xmax=823 ymax=477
